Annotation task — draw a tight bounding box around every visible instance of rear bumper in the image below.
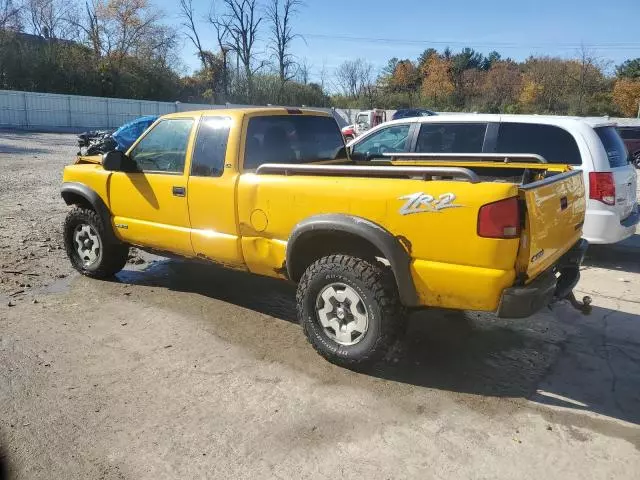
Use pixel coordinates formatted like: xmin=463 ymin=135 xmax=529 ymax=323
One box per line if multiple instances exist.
xmin=583 ymin=205 xmax=639 ymax=245
xmin=497 ymin=239 xmax=589 ymax=318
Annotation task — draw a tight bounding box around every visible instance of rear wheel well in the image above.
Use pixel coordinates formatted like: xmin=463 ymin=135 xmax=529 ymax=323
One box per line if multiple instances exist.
xmin=288 ymin=231 xmax=387 ymax=282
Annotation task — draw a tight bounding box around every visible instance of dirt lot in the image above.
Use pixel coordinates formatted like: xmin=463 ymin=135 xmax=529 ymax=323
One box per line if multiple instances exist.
xmin=1 ymin=131 xmax=640 ymax=479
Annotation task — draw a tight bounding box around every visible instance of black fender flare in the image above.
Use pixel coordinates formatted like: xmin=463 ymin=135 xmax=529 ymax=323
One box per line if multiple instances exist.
xmin=287 ymin=214 xmax=419 ymax=307
xmin=60 ymin=182 xmax=120 ymax=244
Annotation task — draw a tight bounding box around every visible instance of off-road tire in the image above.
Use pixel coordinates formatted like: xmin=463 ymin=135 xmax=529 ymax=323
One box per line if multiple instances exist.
xmin=297 ymin=254 xmax=406 ymax=368
xmin=63 ymin=207 xmax=129 ymax=279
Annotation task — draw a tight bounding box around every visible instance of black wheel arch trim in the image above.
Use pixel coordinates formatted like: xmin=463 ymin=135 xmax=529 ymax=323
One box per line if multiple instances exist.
xmin=286 ymin=214 xmax=419 ymax=307
xmin=60 ymin=182 xmax=120 ymax=244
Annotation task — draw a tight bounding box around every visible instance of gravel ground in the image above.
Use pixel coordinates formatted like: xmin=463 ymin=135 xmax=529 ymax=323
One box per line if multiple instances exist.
xmin=1 ymin=131 xmax=640 ymax=479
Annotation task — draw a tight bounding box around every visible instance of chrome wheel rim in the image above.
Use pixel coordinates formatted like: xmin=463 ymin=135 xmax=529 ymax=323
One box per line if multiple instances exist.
xmin=73 ymin=223 xmax=101 ymax=267
xmin=316 ymin=282 xmax=369 ymax=346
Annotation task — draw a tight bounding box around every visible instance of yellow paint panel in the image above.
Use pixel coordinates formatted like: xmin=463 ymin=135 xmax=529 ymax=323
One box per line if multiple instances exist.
xmin=241 ymin=237 xmax=288 ymax=279
xmin=411 ymin=259 xmax=515 ymax=311
xmin=517 ymin=172 xmax=585 ymax=280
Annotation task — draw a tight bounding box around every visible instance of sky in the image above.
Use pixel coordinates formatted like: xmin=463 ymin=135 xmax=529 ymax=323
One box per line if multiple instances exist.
xmin=157 ymin=0 xmax=640 ymax=85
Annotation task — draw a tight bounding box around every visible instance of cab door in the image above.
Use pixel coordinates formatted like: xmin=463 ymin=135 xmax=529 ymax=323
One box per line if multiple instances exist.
xmin=187 ymin=116 xmax=244 ymax=266
xmin=108 ymin=117 xmax=196 ymax=256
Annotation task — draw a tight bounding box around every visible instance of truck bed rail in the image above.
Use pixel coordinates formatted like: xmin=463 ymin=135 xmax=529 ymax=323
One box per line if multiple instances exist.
xmin=255 ymin=163 xmax=481 ymax=183
xmin=382 ymin=152 xmax=548 ymax=163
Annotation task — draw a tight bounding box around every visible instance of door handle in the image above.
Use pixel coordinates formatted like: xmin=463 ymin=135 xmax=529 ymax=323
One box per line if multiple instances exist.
xmin=172 ymin=186 xmax=186 ymax=197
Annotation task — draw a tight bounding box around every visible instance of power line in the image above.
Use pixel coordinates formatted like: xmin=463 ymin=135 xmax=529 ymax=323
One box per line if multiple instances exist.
xmin=300 ymin=33 xmax=640 ymax=51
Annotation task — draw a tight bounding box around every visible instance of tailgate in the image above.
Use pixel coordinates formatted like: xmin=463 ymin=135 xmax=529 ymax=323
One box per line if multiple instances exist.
xmin=517 ymin=170 xmax=586 ymax=281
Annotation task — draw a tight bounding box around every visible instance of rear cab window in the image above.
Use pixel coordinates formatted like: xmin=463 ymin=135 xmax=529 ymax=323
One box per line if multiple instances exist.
xmin=416 ymin=123 xmax=487 ymax=154
xmin=595 ymin=127 xmax=630 ymax=168
xmin=244 ymin=115 xmax=345 ymax=170
xmin=496 ymin=123 xmax=581 ymax=165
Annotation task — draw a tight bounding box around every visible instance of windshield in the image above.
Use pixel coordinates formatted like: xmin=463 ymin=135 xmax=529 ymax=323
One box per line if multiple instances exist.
xmin=595 ymin=127 xmax=629 ymax=168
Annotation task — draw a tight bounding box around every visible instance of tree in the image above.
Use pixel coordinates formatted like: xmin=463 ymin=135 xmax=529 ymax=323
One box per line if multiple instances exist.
xmin=0 ymin=0 xmax=21 ymax=30
xmin=421 ymin=55 xmax=454 ymax=104
xmin=481 ymin=61 xmax=522 ymax=112
xmin=266 ymin=0 xmax=302 ymax=83
xmin=24 ymin=0 xmax=78 ymax=39
xmin=295 ymin=57 xmax=310 ymax=84
xmin=417 ymin=48 xmax=437 ymax=71
xmin=613 ymin=79 xmax=640 ymax=117
xmin=482 ymin=50 xmax=501 ymax=71
xmin=616 ymin=58 xmax=640 ymax=80
xmin=221 ymin=0 xmax=264 ymax=97
xmin=335 ymin=58 xmax=372 ymax=98
xmin=391 ymin=60 xmax=419 ymax=92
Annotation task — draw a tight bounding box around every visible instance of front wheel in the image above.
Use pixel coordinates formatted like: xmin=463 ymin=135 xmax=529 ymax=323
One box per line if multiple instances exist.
xmin=296 ymin=255 xmax=406 ymax=368
xmin=633 ymin=151 xmax=640 ymax=169
xmin=63 ymin=207 xmax=129 ymax=279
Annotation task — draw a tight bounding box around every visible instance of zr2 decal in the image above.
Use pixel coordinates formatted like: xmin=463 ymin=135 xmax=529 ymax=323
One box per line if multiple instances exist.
xmin=398 ymin=192 xmax=463 ymax=215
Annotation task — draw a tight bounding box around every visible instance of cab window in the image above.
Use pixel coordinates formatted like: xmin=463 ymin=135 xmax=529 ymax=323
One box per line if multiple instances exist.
xmin=129 ymin=119 xmax=194 ymax=173
xmin=244 ymin=115 xmax=345 ymax=170
xmin=191 ymin=117 xmax=231 ymax=177
xmin=351 ymin=124 xmax=411 ymax=160
xmin=416 ymin=123 xmax=487 ymax=154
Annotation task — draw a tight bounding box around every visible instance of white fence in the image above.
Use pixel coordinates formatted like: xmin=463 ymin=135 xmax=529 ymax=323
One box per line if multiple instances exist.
xmin=0 ymin=89 xmax=223 ymax=131
xmin=0 ymin=89 xmax=369 ymax=131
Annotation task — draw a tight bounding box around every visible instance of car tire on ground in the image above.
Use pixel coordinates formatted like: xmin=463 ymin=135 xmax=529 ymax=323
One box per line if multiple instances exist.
xmin=63 ymin=207 xmax=129 ymax=279
xmin=297 ymin=254 xmax=406 ymax=368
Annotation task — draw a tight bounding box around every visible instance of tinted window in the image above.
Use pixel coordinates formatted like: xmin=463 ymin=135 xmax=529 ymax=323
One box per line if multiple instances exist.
xmin=596 ymin=127 xmax=629 ymax=168
xmin=191 ymin=117 xmax=231 ymax=177
xmin=352 ymin=124 xmax=411 ymax=160
xmin=496 ymin=123 xmax=581 ymax=165
xmin=416 ymin=123 xmax=486 ymax=154
xmin=129 ymin=119 xmax=194 ymax=173
xmin=618 ymin=127 xmax=640 ymax=140
xmin=244 ymin=115 xmax=344 ymax=170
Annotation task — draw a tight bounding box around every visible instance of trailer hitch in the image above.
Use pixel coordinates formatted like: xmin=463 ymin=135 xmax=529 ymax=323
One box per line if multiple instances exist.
xmin=564 ymin=292 xmax=592 ymax=315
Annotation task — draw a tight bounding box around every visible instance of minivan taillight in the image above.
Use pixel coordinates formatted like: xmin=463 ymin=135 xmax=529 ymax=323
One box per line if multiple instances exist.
xmin=589 ymin=172 xmax=615 ymax=206
xmin=477 ymin=197 xmax=521 ymax=239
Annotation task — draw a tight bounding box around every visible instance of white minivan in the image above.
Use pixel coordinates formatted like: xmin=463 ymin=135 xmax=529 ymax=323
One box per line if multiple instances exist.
xmin=347 ymin=114 xmax=639 ymax=244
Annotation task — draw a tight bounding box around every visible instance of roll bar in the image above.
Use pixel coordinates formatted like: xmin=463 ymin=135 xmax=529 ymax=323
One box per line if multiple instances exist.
xmin=256 ymin=163 xmax=481 ymax=183
xmin=382 ymin=152 xmax=548 ymax=163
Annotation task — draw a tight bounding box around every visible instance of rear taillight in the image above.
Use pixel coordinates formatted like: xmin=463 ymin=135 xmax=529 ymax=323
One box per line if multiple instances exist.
xmin=477 ymin=197 xmax=521 ymax=239
xmin=589 ymin=172 xmax=615 ymax=206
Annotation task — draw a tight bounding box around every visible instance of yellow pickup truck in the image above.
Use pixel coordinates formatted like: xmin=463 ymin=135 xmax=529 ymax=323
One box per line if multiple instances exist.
xmin=61 ymin=108 xmax=589 ymax=367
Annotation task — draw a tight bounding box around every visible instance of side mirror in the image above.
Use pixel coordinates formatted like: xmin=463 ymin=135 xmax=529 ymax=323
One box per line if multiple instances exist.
xmin=102 ymin=150 xmax=134 ymax=172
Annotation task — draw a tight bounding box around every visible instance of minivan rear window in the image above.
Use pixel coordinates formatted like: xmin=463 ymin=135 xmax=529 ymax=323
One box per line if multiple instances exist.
xmin=618 ymin=127 xmax=640 ymax=140
xmin=496 ymin=123 xmax=581 ymax=165
xmin=595 ymin=127 xmax=629 ymax=168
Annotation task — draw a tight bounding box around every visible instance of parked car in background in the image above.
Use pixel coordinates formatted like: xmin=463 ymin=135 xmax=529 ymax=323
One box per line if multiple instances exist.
xmin=347 ymin=114 xmax=639 ymax=245
xmin=391 ymin=108 xmax=436 ymax=120
xmin=77 ymin=115 xmax=158 ymax=156
xmin=341 ymin=109 xmax=387 ymax=142
xmin=617 ymin=125 xmax=640 ymax=168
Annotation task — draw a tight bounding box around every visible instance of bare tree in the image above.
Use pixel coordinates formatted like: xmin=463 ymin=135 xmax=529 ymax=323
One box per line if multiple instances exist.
xmin=266 ymin=0 xmax=301 ymax=83
xmin=208 ymin=4 xmax=232 ymax=98
xmin=221 ymin=0 xmax=263 ymax=97
xmin=296 ymin=57 xmax=309 ymax=84
xmin=178 ymin=0 xmax=207 ymax=69
xmin=570 ymin=44 xmax=609 ymax=115
xmin=0 ymin=0 xmax=22 ymax=30
xmin=24 ymin=0 xmax=78 ymax=39
xmin=335 ymin=58 xmax=373 ymax=98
